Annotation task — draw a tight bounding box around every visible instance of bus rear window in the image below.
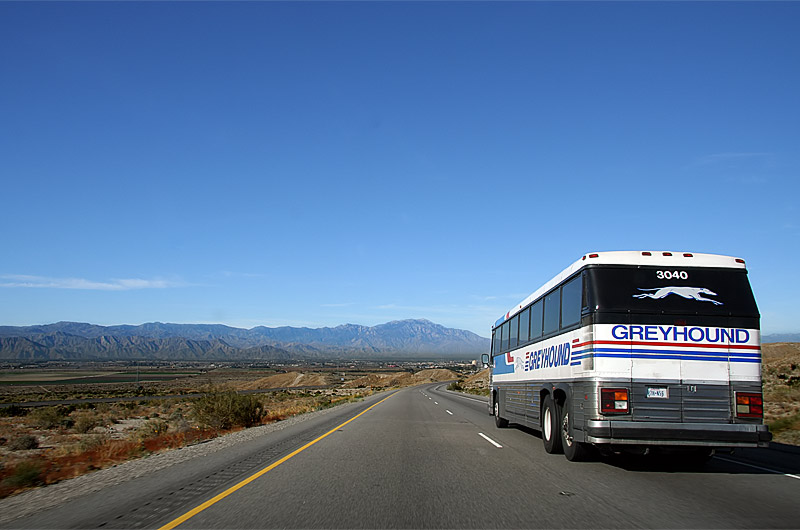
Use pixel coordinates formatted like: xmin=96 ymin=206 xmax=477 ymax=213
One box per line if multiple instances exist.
xmin=585 ymin=266 xmax=759 ymax=317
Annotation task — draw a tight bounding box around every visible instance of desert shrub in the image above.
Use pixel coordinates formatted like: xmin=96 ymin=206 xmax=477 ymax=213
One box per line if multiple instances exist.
xmin=1 ymin=460 xmax=43 ymax=489
xmin=79 ymin=434 xmax=109 ymax=452
xmin=447 ymin=380 xmax=464 ymax=391
xmin=769 ymin=412 xmax=800 ymax=435
xmin=168 ymin=412 xmax=192 ymax=433
xmin=0 ymin=404 xmax=29 ymax=417
xmin=28 ymin=406 xmax=73 ymax=429
xmin=72 ymin=411 xmax=102 ymax=434
xmin=191 ymin=389 xmax=263 ymax=430
xmin=8 ymin=434 xmax=39 ymax=451
xmin=171 ymin=417 xmax=192 ymax=434
xmin=134 ymin=419 xmax=169 ymax=441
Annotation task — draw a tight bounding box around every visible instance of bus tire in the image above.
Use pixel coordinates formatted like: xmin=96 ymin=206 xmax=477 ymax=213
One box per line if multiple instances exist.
xmin=542 ymin=395 xmax=563 ymax=454
xmin=494 ymin=398 xmax=509 ymax=428
xmin=561 ymin=398 xmax=591 ymax=462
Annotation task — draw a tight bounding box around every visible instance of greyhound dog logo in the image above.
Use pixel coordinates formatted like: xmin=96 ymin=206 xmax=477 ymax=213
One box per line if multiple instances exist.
xmin=633 ymin=287 xmax=723 ymax=305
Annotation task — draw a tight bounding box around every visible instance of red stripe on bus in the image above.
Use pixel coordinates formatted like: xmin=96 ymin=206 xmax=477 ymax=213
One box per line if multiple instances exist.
xmin=574 ymin=340 xmax=759 ymax=350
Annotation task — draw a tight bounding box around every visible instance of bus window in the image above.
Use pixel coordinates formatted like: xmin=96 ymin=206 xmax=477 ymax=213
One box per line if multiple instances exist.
xmin=561 ymin=276 xmax=582 ymax=328
xmin=530 ymin=300 xmax=543 ymax=339
xmin=519 ymin=307 xmax=530 ymax=345
xmin=543 ymin=290 xmax=560 ymax=335
xmin=509 ymin=315 xmax=519 ymax=350
xmin=508 ymin=316 xmax=519 ymax=350
xmin=585 ymin=267 xmax=759 ymax=317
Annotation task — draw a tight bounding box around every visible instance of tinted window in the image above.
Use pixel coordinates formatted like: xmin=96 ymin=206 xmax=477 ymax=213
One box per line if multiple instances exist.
xmin=499 ymin=323 xmax=506 ymax=352
xmin=543 ymin=290 xmax=560 ymax=335
xmin=518 ymin=307 xmax=530 ymax=344
xmin=492 ymin=329 xmax=499 ymax=355
xmin=585 ymin=266 xmax=759 ymax=317
xmin=561 ymin=276 xmax=582 ymax=328
xmin=509 ymin=315 xmax=519 ymax=350
xmin=530 ymin=300 xmax=543 ymax=339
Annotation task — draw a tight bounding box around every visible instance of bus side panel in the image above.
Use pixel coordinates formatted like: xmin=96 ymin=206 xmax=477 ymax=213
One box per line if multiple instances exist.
xmin=727 ymin=328 xmax=762 ymax=385
xmin=569 ymin=380 xmax=598 ymax=444
xmin=524 ymin=384 xmax=541 ymax=428
xmin=506 ymin=383 xmax=527 ymax=421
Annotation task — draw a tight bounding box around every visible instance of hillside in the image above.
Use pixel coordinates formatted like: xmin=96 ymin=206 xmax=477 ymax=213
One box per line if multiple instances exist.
xmin=762 ymin=343 xmax=800 ymax=445
xmin=0 ymin=320 xmax=489 ymax=361
xmin=343 ymin=368 xmax=459 ymax=388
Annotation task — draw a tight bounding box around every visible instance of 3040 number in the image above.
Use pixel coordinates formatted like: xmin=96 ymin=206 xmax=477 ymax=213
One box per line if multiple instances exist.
xmin=656 ymin=270 xmax=688 ymax=280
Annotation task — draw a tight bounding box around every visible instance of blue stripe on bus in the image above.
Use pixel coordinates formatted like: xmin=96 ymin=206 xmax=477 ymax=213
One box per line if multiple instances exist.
xmin=569 ymin=351 xmax=761 ymax=363
xmin=592 ymin=347 xmax=761 ymax=358
xmin=592 ymin=353 xmax=758 ymax=362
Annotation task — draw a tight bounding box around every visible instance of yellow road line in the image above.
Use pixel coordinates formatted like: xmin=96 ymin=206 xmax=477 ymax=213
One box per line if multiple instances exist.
xmin=157 ymin=392 xmax=397 ymax=530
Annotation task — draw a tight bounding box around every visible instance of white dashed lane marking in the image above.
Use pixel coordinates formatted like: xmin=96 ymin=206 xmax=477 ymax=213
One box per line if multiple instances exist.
xmin=478 ymin=433 xmax=503 ymax=448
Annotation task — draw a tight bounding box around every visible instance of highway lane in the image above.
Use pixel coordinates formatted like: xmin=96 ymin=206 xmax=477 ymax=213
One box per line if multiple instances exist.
xmin=5 ymin=383 xmax=800 ymax=529
xmin=172 ymin=383 xmax=800 ymax=529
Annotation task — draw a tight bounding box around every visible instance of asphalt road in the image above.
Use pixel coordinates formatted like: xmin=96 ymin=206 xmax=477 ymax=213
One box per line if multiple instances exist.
xmin=5 ymin=384 xmax=800 ymax=529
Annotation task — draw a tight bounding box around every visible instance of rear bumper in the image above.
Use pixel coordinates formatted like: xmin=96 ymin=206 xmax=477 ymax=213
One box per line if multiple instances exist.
xmin=585 ymin=420 xmax=772 ymax=447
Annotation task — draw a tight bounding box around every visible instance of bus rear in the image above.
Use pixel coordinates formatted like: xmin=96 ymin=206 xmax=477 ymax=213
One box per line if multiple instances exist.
xmin=574 ymin=252 xmax=770 ymax=453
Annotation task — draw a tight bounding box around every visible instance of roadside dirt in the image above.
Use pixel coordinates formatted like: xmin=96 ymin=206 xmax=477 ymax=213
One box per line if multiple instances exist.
xmin=342 ymin=368 xmax=458 ymax=388
xmin=236 ymin=372 xmax=333 ymax=390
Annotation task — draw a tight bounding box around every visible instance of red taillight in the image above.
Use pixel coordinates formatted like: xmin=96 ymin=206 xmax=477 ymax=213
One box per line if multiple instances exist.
xmin=642 ymin=251 xmax=651 ymax=256
xmin=735 ymin=258 xmax=746 ymax=264
xmin=662 ymin=252 xmax=673 ymax=256
xmin=683 ymin=253 xmax=693 ymax=257
xmin=588 ymin=253 xmax=599 ymax=258
xmin=736 ymin=392 xmax=763 ymax=418
xmin=600 ymin=388 xmax=629 ymax=414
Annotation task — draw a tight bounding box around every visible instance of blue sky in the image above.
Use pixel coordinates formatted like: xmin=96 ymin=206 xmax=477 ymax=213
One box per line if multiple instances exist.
xmin=1 ymin=1 xmax=798 ymax=338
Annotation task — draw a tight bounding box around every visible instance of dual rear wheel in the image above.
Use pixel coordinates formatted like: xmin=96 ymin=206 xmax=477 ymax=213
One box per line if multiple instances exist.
xmin=543 ymin=394 xmax=592 ymax=461
xmin=495 ymin=392 xmax=592 ymax=461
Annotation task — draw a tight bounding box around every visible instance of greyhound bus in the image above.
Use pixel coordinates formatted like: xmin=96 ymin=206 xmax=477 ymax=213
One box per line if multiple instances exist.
xmin=482 ymin=251 xmax=771 ymax=462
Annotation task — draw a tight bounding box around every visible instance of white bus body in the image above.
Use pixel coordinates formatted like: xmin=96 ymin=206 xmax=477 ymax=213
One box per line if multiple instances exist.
xmin=483 ymin=251 xmax=770 ymax=462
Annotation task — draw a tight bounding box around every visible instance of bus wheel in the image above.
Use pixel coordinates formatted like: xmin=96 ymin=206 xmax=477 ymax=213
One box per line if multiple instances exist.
xmin=542 ymin=395 xmax=563 ymax=454
xmin=561 ymin=398 xmax=591 ymax=462
xmin=494 ymin=399 xmax=509 ymax=428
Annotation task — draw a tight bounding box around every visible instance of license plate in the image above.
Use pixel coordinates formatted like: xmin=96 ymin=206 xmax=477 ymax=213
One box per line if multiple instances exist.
xmin=647 ymin=387 xmax=669 ymax=399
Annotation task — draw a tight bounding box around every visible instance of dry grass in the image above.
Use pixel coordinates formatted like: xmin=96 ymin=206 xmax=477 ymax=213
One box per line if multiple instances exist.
xmin=762 ymin=343 xmax=800 ymax=445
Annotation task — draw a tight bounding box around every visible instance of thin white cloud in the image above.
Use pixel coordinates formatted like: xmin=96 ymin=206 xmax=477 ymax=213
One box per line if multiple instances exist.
xmin=684 ymin=152 xmax=774 ymax=172
xmin=697 ymin=152 xmax=772 ymax=163
xmin=220 ymin=271 xmax=266 ymax=279
xmin=0 ymin=274 xmax=181 ymax=291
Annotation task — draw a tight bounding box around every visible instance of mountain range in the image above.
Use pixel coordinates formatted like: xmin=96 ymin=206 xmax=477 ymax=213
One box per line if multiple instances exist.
xmin=763 ymin=333 xmax=800 ymax=343
xmin=0 ymin=320 xmax=490 ymax=361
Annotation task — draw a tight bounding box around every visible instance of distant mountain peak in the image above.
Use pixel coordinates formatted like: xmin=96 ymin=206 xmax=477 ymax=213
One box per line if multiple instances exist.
xmin=0 ymin=319 xmax=489 ymax=360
